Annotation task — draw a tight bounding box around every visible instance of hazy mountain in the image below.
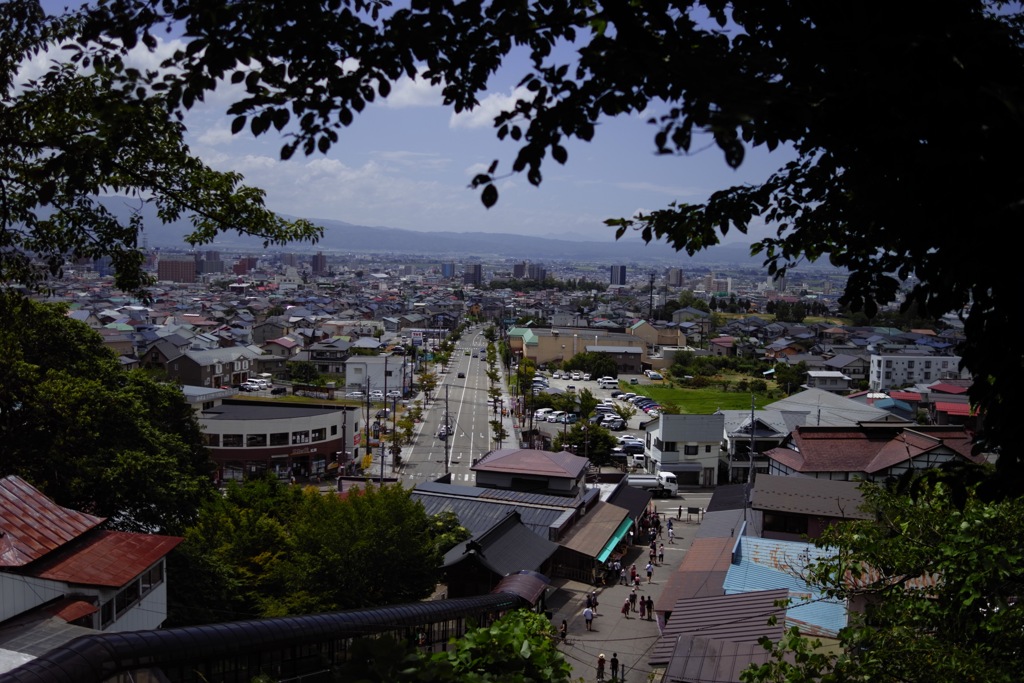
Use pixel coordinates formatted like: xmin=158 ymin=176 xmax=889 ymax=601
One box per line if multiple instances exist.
xmin=99 ymin=196 xmax=781 ymax=267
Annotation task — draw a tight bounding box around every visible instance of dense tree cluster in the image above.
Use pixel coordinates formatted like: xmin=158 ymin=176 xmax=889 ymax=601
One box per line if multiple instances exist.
xmin=0 ymin=294 xmax=214 ymax=534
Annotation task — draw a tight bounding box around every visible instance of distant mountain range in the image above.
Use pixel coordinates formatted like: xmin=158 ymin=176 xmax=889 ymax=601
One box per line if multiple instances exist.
xmin=98 ymin=196 xmax=827 ymax=269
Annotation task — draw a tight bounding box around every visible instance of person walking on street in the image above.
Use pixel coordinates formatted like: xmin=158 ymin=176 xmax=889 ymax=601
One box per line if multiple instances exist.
xmin=583 ymin=606 xmax=594 ymax=631
xmin=630 ymin=564 xmax=637 ymax=584
xmin=668 ymin=526 xmax=675 ymax=544
xmin=639 ymin=596 xmax=647 ymax=619
xmin=646 ymin=561 xmax=654 ymax=583
xmin=658 ymin=543 xmax=665 ymax=565
xmin=559 ymin=619 xmax=568 ymax=640
xmin=621 ymin=598 xmax=631 ymax=618
xmin=597 ymin=654 xmax=606 ymax=681
xmin=629 ymin=587 xmax=638 ymax=612
xmin=610 ymin=654 xmax=619 ymax=681
xmin=678 ymin=504 xmax=682 ymax=519
xmin=646 ymin=595 xmax=654 ymax=621
xmin=620 ymin=566 xmax=627 ymax=585
xmin=591 ymin=590 xmax=599 ymax=614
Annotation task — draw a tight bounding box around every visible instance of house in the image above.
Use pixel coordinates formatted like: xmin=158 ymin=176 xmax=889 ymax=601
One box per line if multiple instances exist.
xmin=751 ymin=475 xmax=870 ymax=541
xmin=823 ymin=353 xmax=870 ymax=386
xmin=0 ymin=476 xmax=182 ymax=662
xmin=764 ymin=423 xmax=986 ymax=481
xmin=343 ymin=353 xmax=406 ymax=394
xmin=643 ymin=414 xmax=724 ymax=488
xmin=804 ymin=370 xmax=853 ymax=394
xmin=471 ymin=448 xmax=590 ymax=497
xmin=717 ymin=409 xmax=797 ymax=484
xmin=441 ymin=512 xmax=559 ymax=599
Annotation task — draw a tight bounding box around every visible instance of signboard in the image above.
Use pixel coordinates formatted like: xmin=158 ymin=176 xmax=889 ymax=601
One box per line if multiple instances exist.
xmin=411 ymin=330 xmax=424 ymax=347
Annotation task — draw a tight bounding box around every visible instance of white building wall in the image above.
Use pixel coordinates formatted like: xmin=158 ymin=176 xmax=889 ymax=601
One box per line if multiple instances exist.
xmin=869 ymin=354 xmax=962 ymax=391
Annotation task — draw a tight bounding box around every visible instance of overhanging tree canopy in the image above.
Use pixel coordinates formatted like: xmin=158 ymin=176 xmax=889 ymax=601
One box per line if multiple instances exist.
xmin=17 ymin=1 xmax=1024 ymax=477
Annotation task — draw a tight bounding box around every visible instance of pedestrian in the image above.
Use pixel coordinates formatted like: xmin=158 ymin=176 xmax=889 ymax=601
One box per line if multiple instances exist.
xmin=629 ymin=564 xmax=637 ymax=583
xmin=583 ymin=605 xmax=594 ymax=631
xmin=619 ymin=566 xmax=627 ymax=585
xmin=646 ymin=595 xmax=654 ymax=621
xmin=630 ymin=587 xmax=638 ymax=612
xmin=678 ymin=504 xmax=682 ymax=519
xmin=559 ymin=619 xmax=568 ymax=641
xmin=621 ymin=597 xmax=631 ymax=618
xmin=597 ymin=654 xmax=606 ymax=681
xmin=646 ymin=561 xmax=654 ymax=583
xmin=591 ymin=591 xmax=599 ymax=614
xmin=610 ymin=653 xmax=619 ymax=681
xmin=668 ymin=526 xmax=675 ymax=544
xmin=639 ymin=596 xmax=646 ymax=619
xmin=586 ymin=593 xmax=593 ymax=610
xmin=633 ymin=574 xmax=641 ymax=589
xmin=658 ymin=543 xmax=665 ymax=565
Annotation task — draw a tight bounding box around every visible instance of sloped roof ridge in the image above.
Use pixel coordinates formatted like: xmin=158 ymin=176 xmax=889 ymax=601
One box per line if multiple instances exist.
xmin=0 ymin=476 xmax=105 ymax=568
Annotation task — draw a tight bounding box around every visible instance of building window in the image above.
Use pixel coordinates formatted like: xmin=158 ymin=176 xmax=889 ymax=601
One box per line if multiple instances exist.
xmin=246 ymin=434 xmax=267 ymax=447
xmin=705 ymin=445 xmax=712 ymax=453
xmin=101 ymin=601 xmax=115 ymax=628
xmin=885 ymin=360 xmax=892 ymax=368
xmin=202 ymin=433 xmax=220 ymax=448
xmin=908 ymin=360 xmax=915 ymax=369
xmin=223 ymin=434 xmax=243 ymax=447
xmin=885 ymin=372 xmax=891 ymax=380
xmin=270 ymin=432 xmax=289 ymax=446
xmin=924 ymin=372 xmax=931 ymax=380
xmin=202 ymin=401 xmax=214 ymax=410
xmin=331 ymin=425 xmax=338 ymax=436
xmin=292 ymin=430 xmax=310 ymax=444
xmin=684 ymin=445 xmax=698 ymax=456
xmin=311 ymin=428 xmax=326 ymax=442
xmin=925 ymin=360 xmax=932 ymax=369
xmin=140 ymin=562 xmax=164 ymax=597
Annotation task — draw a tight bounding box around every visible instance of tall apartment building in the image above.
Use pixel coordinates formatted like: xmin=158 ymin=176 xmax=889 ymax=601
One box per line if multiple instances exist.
xmin=310 ymin=251 xmax=328 ymax=275
xmin=513 ymin=262 xmax=527 ymax=279
xmin=441 ymin=263 xmax=457 ymax=278
xmin=610 ymin=265 xmax=627 ymax=285
xmin=666 ymin=267 xmax=683 ymax=287
xmin=463 ymin=264 xmax=483 ymax=286
xmin=157 ymin=254 xmax=196 ymax=283
xmin=527 ymin=264 xmax=546 ymax=282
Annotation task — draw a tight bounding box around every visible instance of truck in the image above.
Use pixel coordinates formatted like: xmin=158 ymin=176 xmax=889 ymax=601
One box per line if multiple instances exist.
xmin=625 ymin=472 xmax=679 ymax=498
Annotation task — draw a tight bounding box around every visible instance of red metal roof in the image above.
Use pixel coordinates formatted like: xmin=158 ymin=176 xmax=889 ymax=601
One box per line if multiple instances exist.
xmin=0 ymin=476 xmax=105 ymax=568
xmin=26 ymin=530 xmax=182 ymax=588
xmin=889 ymin=391 xmax=922 ymax=401
xmin=44 ymin=597 xmax=99 ymax=623
xmin=935 ymin=401 xmax=974 ymax=416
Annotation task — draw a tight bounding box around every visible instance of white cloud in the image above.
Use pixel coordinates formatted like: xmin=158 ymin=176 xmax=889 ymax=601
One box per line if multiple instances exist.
xmin=381 ymin=75 xmax=443 ymax=108
xmin=449 ymin=86 xmax=531 ymax=129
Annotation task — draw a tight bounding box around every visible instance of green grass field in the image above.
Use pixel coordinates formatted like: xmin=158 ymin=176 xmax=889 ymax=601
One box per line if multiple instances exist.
xmin=625 ymin=383 xmax=773 ymax=413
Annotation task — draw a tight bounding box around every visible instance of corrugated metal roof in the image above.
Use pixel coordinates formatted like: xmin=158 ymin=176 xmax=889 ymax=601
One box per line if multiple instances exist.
xmin=654 ymin=536 xmax=735 ymax=613
xmin=558 ymin=502 xmax=630 ymax=558
xmin=652 ymin=589 xmax=789 ymax=665
xmin=0 ymin=476 xmax=105 ymax=568
xmin=492 ymin=571 xmax=550 ymax=605
xmin=662 ymin=635 xmax=777 ymax=683
xmin=723 ymin=536 xmax=847 ymax=637
xmin=472 ymin=448 xmax=589 ymax=479
xmin=751 ymin=475 xmax=870 ymax=520
xmin=25 ymin=530 xmax=183 ymax=588
xmin=413 ymin=492 xmax=567 ymax=538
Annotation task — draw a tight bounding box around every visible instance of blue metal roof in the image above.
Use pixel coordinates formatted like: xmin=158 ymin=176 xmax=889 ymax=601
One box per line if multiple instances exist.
xmin=723 ymin=536 xmax=847 ymax=636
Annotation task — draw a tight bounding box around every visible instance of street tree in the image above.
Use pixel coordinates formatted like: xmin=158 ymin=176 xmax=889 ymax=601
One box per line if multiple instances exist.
xmin=490 ymin=419 xmax=509 ymax=450
xmin=0 ymin=293 xmax=214 ymax=534
xmin=66 ymin=0 xmax=1024 ymax=472
xmin=418 ymin=370 xmax=438 ymax=404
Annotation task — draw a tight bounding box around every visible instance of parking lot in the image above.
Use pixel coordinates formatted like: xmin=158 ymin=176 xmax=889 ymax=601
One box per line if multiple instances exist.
xmin=528 ymin=372 xmax=656 ymax=441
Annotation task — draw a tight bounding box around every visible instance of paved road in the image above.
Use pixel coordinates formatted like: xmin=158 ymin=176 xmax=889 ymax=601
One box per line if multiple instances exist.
xmin=399 ymin=328 xmax=512 ymax=485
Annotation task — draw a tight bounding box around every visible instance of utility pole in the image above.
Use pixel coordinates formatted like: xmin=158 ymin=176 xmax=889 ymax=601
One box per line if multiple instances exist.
xmin=648 ymin=271 xmax=656 ymax=320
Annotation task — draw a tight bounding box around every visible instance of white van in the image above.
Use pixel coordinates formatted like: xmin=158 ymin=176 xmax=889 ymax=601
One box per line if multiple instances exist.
xmin=598 ymin=378 xmax=618 ymax=389
xmin=534 ymin=408 xmax=553 ymax=420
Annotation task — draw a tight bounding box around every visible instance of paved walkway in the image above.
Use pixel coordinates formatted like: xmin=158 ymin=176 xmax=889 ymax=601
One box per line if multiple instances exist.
xmin=547 ymin=506 xmax=705 ymax=683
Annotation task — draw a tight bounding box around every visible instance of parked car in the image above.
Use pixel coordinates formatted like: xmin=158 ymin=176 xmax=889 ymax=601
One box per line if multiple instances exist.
xmin=604 ymin=418 xmax=627 ymax=431
xmin=534 ymin=408 xmax=553 ymax=420
xmin=370 ymin=390 xmax=385 ymax=400
xmin=345 ymin=391 xmax=365 ymax=399
xmin=271 ymin=387 xmax=288 ymax=395
xmin=548 ymin=411 xmax=566 ymax=422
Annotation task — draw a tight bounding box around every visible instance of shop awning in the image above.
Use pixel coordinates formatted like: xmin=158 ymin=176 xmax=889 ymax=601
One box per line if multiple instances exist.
xmin=596 ymin=517 xmax=634 ymax=563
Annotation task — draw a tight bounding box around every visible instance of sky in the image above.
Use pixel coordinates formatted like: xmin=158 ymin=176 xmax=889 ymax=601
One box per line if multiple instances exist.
xmin=29 ymin=2 xmax=792 ymax=247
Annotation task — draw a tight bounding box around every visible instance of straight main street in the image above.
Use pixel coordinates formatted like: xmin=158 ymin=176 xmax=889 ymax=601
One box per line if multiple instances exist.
xmin=399 ymin=328 xmax=505 ymax=486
